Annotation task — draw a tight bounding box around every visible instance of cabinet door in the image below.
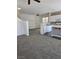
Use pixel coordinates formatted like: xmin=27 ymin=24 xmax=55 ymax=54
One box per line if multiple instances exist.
xmin=46 ymin=26 xmax=52 ymax=32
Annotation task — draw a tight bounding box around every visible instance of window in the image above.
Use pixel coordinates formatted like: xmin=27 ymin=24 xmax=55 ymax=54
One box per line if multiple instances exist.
xmin=42 ymin=17 xmax=48 ymax=23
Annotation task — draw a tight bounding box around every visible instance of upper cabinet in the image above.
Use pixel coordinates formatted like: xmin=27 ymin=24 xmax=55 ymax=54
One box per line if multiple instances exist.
xmin=49 ymin=15 xmax=61 ymax=22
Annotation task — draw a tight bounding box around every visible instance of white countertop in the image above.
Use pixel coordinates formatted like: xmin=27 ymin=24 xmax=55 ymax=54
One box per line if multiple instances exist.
xmin=51 ymin=25 xmax=61 ymax=28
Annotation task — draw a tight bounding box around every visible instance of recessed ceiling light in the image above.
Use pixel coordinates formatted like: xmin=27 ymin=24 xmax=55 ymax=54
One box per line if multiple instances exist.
xmin=17 ymin=8 xmax=21 ymax=10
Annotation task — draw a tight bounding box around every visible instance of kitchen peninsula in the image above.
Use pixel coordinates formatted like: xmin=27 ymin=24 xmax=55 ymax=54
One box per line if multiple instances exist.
xmin=40 ymin=22 xmax=61 ymax=38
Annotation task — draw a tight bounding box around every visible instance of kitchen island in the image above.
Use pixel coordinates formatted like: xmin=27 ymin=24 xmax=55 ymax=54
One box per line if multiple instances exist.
xmin=40 ymin=23 xmax=61 ymax=38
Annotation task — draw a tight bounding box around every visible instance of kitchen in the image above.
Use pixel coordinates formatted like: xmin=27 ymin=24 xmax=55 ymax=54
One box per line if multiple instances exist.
xmin=40 ymin=11 xmax=61 ymax=38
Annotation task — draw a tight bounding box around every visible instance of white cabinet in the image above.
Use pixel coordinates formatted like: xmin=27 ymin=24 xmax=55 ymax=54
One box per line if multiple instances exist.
xmin=40 ymin=23 xmax=52 ymax=34
xmin=49 ymin=15 xmax=61 ymax=22
xmin=46 ymin=25 xmax=52 ymax=32
xmin=40 ymin=23 xmax=47 ymax=34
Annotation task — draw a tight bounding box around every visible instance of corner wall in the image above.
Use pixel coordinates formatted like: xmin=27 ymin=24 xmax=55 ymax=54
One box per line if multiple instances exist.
xmin=17 ymin=17 xmax=29 ymax=36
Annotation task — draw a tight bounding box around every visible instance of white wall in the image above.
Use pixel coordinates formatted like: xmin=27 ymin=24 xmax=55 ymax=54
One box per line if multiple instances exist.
xmin=17 ymin=17 xmax=29 ymax=36
xmin=19 ymin=14 xmax=42 ymax=29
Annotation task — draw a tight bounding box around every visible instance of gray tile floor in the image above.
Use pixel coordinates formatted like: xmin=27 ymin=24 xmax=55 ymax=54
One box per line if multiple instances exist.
xmin=17 ymin=29 xmax=61 ymax=59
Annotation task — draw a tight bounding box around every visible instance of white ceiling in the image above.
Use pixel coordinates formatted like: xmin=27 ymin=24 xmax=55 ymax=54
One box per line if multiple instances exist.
xmin=17 ymin=0 xmax=61 ymax=15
